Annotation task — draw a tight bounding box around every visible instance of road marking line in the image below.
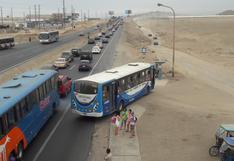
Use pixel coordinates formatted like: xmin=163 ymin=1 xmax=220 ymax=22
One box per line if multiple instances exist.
xmin=69 ymin=64 xmax=75 ymax=70
xmin=89 ymin=27 xmax=120 ymax=75
xmin=31 ymin=26 xmax=122 ymax=161
xmin=32 ymin=104 xmax=70 ymax=161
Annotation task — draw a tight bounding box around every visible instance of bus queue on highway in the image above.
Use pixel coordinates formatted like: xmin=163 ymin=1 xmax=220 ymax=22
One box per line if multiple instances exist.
xmin=0 ymin=17 xmax=157 ymax=161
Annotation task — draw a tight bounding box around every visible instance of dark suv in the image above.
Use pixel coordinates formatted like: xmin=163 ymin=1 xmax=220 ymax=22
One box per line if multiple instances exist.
xmin=71 ymin=48 xmax=82 ymax=57
xmin=80 ymin=51 xmax=93 ymax=62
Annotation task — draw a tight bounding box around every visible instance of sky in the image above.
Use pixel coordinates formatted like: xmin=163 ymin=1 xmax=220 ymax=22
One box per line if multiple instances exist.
xmin=0 ymin=0 xmax=233 ymax=17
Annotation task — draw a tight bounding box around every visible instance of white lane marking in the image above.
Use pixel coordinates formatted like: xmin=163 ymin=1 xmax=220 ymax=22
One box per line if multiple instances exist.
xmin=89 ymin=28 xmax=120 ymax=75
xmin=32 ymin=104 xmax=70 ymax=161
xmin=69 ymin=64 xmax=75 ymax=70
xmin=32 ymin=26 xmax=122 ymax=161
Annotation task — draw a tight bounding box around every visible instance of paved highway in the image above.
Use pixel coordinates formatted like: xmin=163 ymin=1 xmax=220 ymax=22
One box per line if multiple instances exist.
xmin=22 ymin=25 xmax=123 ymax=161
xmin=0 ymin=26 xmax=97 ymax=73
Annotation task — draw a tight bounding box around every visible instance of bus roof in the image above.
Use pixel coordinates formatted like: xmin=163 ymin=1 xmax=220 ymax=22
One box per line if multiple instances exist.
xmin=78 ymin=62 xmax=153 ymax=84
xmin=0 ymin=70 xmax=57 ymax=116
xmin=39 ymin=31 xmax=59 ymax=34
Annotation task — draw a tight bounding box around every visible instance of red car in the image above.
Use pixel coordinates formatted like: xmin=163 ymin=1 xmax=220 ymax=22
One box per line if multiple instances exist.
xmin=58 ymin=75 xmax=72 ymax=97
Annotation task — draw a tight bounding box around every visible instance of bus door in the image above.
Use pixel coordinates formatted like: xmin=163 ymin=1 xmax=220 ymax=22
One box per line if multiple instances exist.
xmin=109 ymin=81 xmax=117 ymax=112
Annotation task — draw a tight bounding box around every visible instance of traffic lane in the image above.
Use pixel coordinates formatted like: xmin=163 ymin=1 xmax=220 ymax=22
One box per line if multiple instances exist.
xmin=34 ymin=111 xmax=95 ymax=161
xmin=23 ymin=97 xmax=69 ymax=161
xmin=0 ymin=27 xmax=97 ymax=72
xmin=90 ymin=26 xmax=122 ymax=74
xmin=23 ymin=25 xmax=122 ymax=161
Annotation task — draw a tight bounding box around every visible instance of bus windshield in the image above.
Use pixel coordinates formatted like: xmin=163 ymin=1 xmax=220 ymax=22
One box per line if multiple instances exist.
xmin=39 ymin=33 xmax=49 ymax=39
xmin=75 ymin=81 xmax=98 ymax=94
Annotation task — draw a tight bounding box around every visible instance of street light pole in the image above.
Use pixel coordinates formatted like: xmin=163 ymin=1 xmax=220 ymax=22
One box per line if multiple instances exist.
xmin=157 ymin=3 xmax=176 ymax=77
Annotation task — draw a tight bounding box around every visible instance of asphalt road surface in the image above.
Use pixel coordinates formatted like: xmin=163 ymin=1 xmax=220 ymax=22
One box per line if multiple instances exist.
xmin=0 ymin=26 xmax=97 ymax=73
xmin=22 ymin=25 xmax=123 ymax=161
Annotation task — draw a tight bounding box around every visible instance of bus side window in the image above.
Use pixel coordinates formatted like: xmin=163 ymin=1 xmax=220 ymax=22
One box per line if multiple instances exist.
xmin=43 ymin=83 xmax=47 ymax=97
xmin=26 ymin=96 xmax=32 ymax=112
xmin=146 ymin=69 xmax=150 ymax=81
xmin=20 ymin=98 xmax=27 ymax=117
xmin=137 ymin=72 xmax=141 ymax=84
xmin=46 ymin=80 xmax=51 ymax=93
xmin=141 ymin=71 xmax=145 ymax=82
xmin=0 ymin=117 xmax=4 ymax=138
xmin=14 ymin=104 xmax=21 ymax=122
xmin=7 ymin=109 xmax=16 ymax=129
xmin=39 ymin=85 xmax=44 ymax=101
xmin=2 ymin=114 xmax=9 ymax=134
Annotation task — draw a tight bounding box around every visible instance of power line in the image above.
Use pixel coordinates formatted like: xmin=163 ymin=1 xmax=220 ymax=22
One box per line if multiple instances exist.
xmin=63 ymin=0 xmax=65 ymax=27
xmin=38 ymin=4 xmax=40 ymax=29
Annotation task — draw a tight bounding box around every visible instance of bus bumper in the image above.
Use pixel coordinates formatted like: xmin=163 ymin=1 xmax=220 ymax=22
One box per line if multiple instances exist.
xmin=71 ymin=109 xmax=103 ymax=117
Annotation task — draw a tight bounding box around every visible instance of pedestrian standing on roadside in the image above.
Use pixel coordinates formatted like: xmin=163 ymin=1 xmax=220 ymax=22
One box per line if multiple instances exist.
xmin=28 ymin=37 xmax=31 ymax=42
xmin=111 ymin=113 xmax=117 ymax=133
xmin=104 ymin=148 xmax=112 ymax=161
xmin=120 ymin=108 xmax=128 ymax=130
xmin=130 ymin=112 xmax=137 ymax=138
xmin=126 ymin=109 xmax=133 ymax=132
xmin=115 ymin=113 xmax=121 ymax=136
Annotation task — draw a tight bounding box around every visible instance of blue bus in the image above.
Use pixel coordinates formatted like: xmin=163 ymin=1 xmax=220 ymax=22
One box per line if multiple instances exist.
xmin=0 ymin=70 xmax=59 ymax=161
xmin=71 ymin=62 xmax=156 ymax=117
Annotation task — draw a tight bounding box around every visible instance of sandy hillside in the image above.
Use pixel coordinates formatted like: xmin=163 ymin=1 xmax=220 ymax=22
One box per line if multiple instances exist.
xmin=134 ymin=16 xmax=234 ymax=68
xmin=111 ymin=16 xmax=234 ymax=161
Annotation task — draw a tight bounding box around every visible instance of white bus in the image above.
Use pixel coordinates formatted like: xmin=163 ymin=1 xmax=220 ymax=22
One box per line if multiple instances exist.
xmin=38 ymin=31 xmax=59 ymax=44
xmin=71 ymin=62 xmax=156 ymax=117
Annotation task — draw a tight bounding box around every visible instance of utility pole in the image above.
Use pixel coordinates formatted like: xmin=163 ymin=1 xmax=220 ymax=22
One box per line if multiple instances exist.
xmin=63 ymin=0 xmax=66 ymax=28
xmin=11 ymin=8 xmax=13 ymax=26
xmin=1 ymin=7 xmax=3 ymax=25
xmin=34 ymin=5 xmax=37 ymax=28
xmin=71 ymin=5 xmax=73 ymax=28
xmin=58 ymin=8 xmax=60 ymax=24
xmin=38 ymin=4 xmax=40 ymax=29
xmin=88 ymin=9 xmax=90 ymax=20
xmin=29 ymin=6 xmax=31 ymax=24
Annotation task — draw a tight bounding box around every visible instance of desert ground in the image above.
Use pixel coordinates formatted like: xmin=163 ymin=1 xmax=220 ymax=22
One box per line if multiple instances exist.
xmin=89 ymin=15 xmax=234 ymax=161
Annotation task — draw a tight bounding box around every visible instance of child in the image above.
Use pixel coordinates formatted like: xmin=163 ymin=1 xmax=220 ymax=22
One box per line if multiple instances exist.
xmin=130 ymin=112 xmax=137 ymax=137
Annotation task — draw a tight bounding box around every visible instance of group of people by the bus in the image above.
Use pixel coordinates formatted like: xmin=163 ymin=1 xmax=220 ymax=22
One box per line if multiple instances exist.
xmin=111 ymin=108 xmax=137 ymax=137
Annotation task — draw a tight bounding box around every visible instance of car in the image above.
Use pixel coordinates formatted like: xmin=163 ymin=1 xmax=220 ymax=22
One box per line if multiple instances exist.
xmin=102 ymin=38 xmax=109 ymax=43
xmin=92 ymin=46 xmax=101 ymax=54
xmin=94 ymin=36 xmax=101 ymax=40
xmin=78 ymin=60 xmax=92 ymax=71
xmin=88 ymin=38 xmax=95 ymax=44
xmin=53 ymin=58 xmax=69 ymax=69
xmin=148 ymin=34 xmax=152 ymax=37
xmin=101 ymin=31 xmax=106 ymax=35
xmin=154 ymin=42 xmax=159 ymax=46
xmin=80 ymin=51 xmax=93 ymax=61
xmin=71 ymin=48 xmax=82 ymax=57
xmin=58 ymin=75 xmax=72 ymax=97
xmin=96 ymin=41 xmax=103 ymax=49
xmin=61 ymin=51 xmax=74 ymax=62
xmin=79 ymin=32 xmax=85 ymax=36
xmin=98 ymin=33 xmax=102 ymax=37
xmin=105 ymin=35 xmax=110 ymax=38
